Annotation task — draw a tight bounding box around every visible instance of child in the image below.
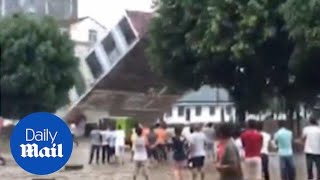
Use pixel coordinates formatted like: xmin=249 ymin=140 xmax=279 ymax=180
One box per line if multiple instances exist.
xmin=133 ymin=127 xmax=149 ymax=180
xmin=172 ymin=126 xmax=188 ymax=180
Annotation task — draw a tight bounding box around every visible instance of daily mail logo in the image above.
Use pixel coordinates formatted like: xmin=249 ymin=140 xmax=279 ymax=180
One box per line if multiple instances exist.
xmin=20 ymin=129 xmax=63 ymax=158
xmin=10 ymin=112 xmax=73 ymax=175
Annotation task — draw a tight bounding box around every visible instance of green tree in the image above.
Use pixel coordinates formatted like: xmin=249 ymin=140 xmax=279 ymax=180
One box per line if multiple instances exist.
xmin=0 ymin=14 xmax=78 ymax=119
xmin=148 ymin=0 xmax=320 ymax=124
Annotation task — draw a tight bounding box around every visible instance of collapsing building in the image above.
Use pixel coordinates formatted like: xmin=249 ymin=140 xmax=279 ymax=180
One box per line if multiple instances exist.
xmin=65 ymin=10 xmax=179 ymax=124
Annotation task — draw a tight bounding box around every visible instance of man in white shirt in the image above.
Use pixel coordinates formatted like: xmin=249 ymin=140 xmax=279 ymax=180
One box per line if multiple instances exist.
xmin=203 ymin=123 xmax=215 ymax=160
xmin=105 ymin=125 xmax=117 ymax=163
xmin=133 ymin=127 xmax=149 ymax=180
xmin=257 ymin=121 xmax=271 ymax=180
xmin=182 ymin=126 xmax=192 ymax=141
xmin=115 ymin=125 xmax=126 ymax=165
xmin=189 ymin=125 xmax=206 ymax=180
xmin=89 ymin=124 xmax=102 ymax=164
xmin=302 ymin=118 xmax=320 ymax=180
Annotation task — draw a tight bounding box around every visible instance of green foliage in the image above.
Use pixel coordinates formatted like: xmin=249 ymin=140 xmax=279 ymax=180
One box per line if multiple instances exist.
xmin=148 ymin=0 xmax=320 ymax=121
xmin=0 ymin=14 xmax=78 ymax=119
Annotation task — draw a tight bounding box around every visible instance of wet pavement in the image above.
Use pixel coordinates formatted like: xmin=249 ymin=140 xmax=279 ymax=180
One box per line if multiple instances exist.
xmin=0 ymin=139 xmax=309 ymax=180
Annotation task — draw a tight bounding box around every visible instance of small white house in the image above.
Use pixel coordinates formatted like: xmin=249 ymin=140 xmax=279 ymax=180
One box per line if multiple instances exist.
xmin=164 ymin=85 xmax=236 ymax=125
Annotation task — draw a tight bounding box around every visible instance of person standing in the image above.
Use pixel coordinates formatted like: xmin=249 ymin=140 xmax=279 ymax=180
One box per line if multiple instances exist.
xmin=189 ymin=125 xmax=206 ymax=180
xmin=115 ymin=125 xmax=125 ymax=165
xmin=232 ymin=127 xmax=245 ymax=161
xmin=101 ymin=126 xmax=111 ymax=164
xmin=302 ymin=118 xmax=320 ymax=180
xmin=240 ymin=119 xmax=263 ymax=180
xmin=216 ymin=123 xmax=243 ymax=180
xmin=70 ymin=123 xmax=79 ymax=146
xmin=89 ymin=124 xmax=102 ymax=164
xmin=147 ymin=127 xmax=158 ymax=163
xmin=274 ymin=120 xmax=296 ymax=180
xmin=131 ymin=127 xmax=138 ymax=162
xmin=172 ymin=126 xmax=188 ymax=180
xmin=257 ymin=121 xmax=271 ymax=180
xmin=203 ymin=123 xmax=215 ymax=160
xmin=107 ymin=125 xmax=117 ymax=163
xmin=155 ymin=123 xmax=168 ymax=162
xmin=133 ymin=127 xmax=149 ymax=180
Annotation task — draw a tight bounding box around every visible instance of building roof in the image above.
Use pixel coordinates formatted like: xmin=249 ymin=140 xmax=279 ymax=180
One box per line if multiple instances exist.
xmin=178 ymin=85 xmax=233 ymax=103
xmin=125 ymin=10 xmax=153 ymax=37
xmin=73 ymin=16 xmax=107 ymax=30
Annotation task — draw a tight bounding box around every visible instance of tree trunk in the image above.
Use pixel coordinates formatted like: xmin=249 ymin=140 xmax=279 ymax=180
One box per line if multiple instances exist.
xmin=287 ymin=105 xmax=294 ymax=132
xmin=296 ymin=110 xmax=301 ymax=136
xmin=236 ymin=108 xmax=246 ymax=127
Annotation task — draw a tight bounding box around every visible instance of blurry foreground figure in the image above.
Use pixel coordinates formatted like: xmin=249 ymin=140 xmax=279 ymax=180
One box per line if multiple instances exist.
xmin=241 ymin=120 xmax=263 ymax=180
xmin=216 ymin=123 xmax=243 ymax=180
xmin=274 ymin=120 xmax=296 ymax=180
xmin=302 ymin=118 xmax=320 ymax=180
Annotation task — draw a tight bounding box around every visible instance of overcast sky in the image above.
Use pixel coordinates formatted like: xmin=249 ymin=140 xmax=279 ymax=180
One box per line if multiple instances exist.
xmin=78 ymin=0 xmax=153 ymax=28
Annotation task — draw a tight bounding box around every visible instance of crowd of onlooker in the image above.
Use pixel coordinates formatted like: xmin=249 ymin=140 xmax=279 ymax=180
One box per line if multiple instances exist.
xmin=85 ymin=117 xmax=320 ymax=180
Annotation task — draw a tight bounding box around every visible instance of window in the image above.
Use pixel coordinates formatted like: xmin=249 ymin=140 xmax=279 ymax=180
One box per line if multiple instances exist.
xmin=186 ymin=108 xmax=190 ymax=121
xmin=209 ymin=106 xmax=216 ymax=115
xmin=226 ymin=105 xmax=233 ymax=115
xmin=118 ymin=17 xmax=136 ymax=45
xmin=195 ymin=106 xmax=202 ymax=116
xmin=178 ymin=106 xmax=184 ymax=117
xmin=47 ymin=0 xmax=72 ymax=19
xmin=72 ymin=68 xmax=86 ymax=96
xmin=102 ymin=34 xmax=116 ymax=54
xmin=88 ymin=29 xmax=97 ymax=43
xmin=85 ymin=51 xmax=103 ymax=79
xmin=101 ymin=33 xmax=121 ymax=63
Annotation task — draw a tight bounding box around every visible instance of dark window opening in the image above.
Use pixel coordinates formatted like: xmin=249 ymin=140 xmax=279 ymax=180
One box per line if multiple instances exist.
xmin=101 ymin=33 xmax=120 ymax=62
xmin=73 ymin=68 xmax=86 ymax=96
xmin=88 ymin=29 xmax=97 ymax=43
xmin=102 ymin=34 xmax=116 ymax=54
xmin=226 ymin=105 xmax=232 ymax=115
xmin=195 ymin=106 xmax=202 ymax=116
xmin=118 ymin=17 xmax=136 ymax=45
xmin=85 ymin=51 xmax=102 ymax=79
xmin=210 ymin=106 xmax=216 ymax=116
xmin=178 ymin=106 xmax=184 ymax=117
xmin=186 ymin=108 xmax=191 ymax=121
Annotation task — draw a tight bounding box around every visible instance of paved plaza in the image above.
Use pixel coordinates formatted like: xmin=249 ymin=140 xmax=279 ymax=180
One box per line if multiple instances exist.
xmin=0 ymin=139 xmax=309 ymax=180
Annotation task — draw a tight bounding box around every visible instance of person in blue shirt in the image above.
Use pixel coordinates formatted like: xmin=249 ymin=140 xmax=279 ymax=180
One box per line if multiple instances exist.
xmin=274 ymin=120 xmax=296 ymax=180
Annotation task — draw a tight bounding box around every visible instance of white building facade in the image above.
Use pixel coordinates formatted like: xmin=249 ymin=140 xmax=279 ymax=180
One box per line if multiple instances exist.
xmin=164 ymin=86 xmax=236 ymax=124
xmin=67 ymin=17 xmax=108 ymax=102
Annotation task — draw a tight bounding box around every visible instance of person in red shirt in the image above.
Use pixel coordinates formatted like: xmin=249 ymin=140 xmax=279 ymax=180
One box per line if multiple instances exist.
xmin=241 ymin=119 xmax=263 ymax=180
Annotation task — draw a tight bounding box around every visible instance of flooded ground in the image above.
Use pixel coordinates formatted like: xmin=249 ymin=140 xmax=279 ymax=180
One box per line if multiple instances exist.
xmin=0 ymin=139 xmax=309 ymax=180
